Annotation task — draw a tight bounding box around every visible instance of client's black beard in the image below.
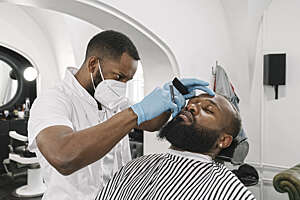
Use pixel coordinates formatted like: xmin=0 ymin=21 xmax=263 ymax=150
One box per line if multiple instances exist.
xmin=158 ymin=116 xmax=221 ymax=154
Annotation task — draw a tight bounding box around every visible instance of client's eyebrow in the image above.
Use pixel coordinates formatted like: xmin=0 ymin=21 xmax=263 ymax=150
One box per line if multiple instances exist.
xmin=120 ymin=71 xmax=133 ymax=80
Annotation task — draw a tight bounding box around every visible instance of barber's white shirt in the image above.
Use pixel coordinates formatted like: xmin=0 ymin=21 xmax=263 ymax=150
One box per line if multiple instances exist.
xmin=28 ymin=67 xmax=132 ymax=200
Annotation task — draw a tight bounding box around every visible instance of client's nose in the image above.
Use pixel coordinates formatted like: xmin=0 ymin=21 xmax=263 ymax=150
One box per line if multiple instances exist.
xmin=186 ymin=103 xmax=198 ymax=115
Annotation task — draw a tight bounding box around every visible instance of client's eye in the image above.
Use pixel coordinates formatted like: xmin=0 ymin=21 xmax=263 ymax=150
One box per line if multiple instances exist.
xmin=204 ymin=106 xmax=214 ymax=114
xmin=115 ymin=73 xmax=126 ymax=81
xmin=115 ymin=74 xmax=121 ymax=80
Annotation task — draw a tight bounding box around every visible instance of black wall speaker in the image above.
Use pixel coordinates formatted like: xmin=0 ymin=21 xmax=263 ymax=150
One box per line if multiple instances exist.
xmin=263 ymin=53 xmax=286 ymax=99
xmin=263 ymin=54 xmax=286 ymax=85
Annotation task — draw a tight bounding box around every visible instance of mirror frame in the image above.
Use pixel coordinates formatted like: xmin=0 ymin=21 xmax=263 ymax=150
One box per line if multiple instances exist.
xmin=0 ymin=53 xmax=23 ymax=111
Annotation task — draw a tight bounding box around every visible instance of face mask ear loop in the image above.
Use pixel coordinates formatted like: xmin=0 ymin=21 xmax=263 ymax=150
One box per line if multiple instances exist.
xmin=98 ymin=59 xmax=105 ymax=82
xmin=90 ymin=73 xmax=96 ymax=91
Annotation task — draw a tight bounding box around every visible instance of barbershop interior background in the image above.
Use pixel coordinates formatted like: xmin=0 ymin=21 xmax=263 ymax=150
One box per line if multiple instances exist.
xmin=0 ymin=0 xmax=299 ymax=199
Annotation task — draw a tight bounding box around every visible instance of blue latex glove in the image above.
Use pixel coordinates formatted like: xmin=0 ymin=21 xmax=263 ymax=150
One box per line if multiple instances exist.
xmin=131 ymin=87 xmax=178 ymax=125
xmin=163 ymin=78 xmax=215 ymax=117
xmin=179 ymin=78 xmax=215 ymax=97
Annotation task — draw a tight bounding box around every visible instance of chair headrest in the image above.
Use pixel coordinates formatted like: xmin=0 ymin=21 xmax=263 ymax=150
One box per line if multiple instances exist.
xmin=216 ymin=137 xmax=249 ymax=165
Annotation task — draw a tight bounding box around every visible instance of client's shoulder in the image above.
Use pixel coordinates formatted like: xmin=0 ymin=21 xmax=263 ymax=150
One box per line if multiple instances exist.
xmin=212 ymin=161 xmax=243 ymax=179
xmin=130 ymin=153 xmax=167 ymax=165
xmin=123 ymin=153 xmax=167 ymax=171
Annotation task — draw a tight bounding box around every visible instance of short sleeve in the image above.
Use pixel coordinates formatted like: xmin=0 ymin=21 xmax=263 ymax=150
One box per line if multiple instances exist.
xmin=28 ymin=89 xmax=73 ymax=151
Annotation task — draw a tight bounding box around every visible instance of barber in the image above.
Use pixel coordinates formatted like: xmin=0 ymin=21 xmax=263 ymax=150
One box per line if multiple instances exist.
xmin=28 ymin=30 xmax=214 ymax=200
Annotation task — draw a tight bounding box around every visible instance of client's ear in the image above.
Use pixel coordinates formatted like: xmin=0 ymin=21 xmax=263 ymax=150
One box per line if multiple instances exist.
xmin=218 ymin=133 xmax=233 ymax=149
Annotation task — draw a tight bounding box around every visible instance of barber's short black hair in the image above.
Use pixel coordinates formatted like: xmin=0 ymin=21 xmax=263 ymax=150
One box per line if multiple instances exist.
xmin=85 ymin=30 xmax=140 ymax=61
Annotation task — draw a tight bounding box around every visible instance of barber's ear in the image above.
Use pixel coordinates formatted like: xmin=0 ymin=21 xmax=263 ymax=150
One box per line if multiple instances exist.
xmin=87 ymin=56 xmax=98 ymax=73
xmin=218 ymin=133 xmax=233 ymax=149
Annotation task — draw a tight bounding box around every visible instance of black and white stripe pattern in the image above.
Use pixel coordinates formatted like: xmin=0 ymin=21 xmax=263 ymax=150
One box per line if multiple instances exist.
xmin=96 ymin=153 xmax=255 ymax=200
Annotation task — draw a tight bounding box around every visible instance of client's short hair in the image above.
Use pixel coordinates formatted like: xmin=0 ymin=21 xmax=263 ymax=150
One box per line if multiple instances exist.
xmin=222 ymin=99 xmax=242 ymax=138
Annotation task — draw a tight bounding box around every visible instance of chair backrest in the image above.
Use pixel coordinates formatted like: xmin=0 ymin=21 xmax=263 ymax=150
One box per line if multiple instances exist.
xmin=129 ymin=141 xmax=143 ymax=159
xmin=273 ymin=164 xmax=300 ymax=200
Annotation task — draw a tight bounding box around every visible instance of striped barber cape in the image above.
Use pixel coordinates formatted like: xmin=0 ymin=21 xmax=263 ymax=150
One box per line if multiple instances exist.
xmin=96 ymin=149 xmax=256 ymax=200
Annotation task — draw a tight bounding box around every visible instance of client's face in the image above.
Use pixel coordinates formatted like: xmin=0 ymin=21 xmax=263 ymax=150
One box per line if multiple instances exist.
xmin=158 ymin=94 xmax=236 ymax=154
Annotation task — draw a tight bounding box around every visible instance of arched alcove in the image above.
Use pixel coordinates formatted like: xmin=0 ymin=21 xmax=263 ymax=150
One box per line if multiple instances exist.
xmin=1 ymin=0 xmax=179 ymax=94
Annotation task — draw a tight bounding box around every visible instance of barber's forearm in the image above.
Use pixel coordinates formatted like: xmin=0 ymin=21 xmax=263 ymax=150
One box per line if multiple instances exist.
xmin=138 ymin=111 xmax=171 ymax=132
xmin=56 ymin=108 xmax=138 ymax=175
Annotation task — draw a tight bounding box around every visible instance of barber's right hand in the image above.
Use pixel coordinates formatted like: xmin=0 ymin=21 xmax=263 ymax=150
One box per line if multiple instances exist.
xmin=130 ymin=87 xmax=179 ymax=125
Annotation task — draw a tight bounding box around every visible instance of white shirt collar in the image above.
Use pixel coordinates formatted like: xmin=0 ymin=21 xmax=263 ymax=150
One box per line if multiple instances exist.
xmin=63 ymin=67 xmax=97 ymax=107
xmin=168 ymin=149 xmax=213 ymax=163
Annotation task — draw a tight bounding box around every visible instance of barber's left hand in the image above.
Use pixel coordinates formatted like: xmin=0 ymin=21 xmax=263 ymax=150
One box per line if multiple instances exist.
xmin=163 ymin=78 xmax=215 ymax=117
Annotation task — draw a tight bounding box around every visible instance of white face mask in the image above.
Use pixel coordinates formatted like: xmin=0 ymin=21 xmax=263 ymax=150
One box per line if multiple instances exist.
xmin=91 ymin=60 xmax=128 ymax=109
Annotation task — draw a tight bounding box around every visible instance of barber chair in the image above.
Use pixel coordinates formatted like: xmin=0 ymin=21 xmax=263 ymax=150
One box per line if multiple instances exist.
xmin=216 ymin=128 xmax=259 ymax=187
xmin=3 ymin=131 xmax=46 ymax=197
xmin=212 ymin=63 xmax=259 ymax=187
xmin=129 ymin=129 xmax=143 ymax=159
xmin=273 ymin=163 xmax=300 ymax=200
xmin=217 ymin=131 xmax=249 ymax=165
xmin=129 ymin=141 xmax=143 ymax=159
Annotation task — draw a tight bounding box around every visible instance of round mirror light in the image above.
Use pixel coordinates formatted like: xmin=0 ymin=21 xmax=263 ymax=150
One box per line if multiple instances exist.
xmin=24 ymin=67 xmax=37 ymax=81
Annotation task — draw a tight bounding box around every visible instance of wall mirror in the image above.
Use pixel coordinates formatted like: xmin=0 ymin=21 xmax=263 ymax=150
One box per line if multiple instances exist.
xmin=0 ymin=59 xmax=18 ymax=108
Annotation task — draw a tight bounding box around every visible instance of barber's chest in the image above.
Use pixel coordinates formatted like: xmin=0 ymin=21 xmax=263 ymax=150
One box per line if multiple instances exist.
xmin=70 ymin=96 xmax=125 ymax=182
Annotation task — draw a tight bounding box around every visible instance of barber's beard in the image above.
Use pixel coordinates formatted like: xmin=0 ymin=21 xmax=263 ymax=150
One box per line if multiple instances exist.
xmin=158 ymin=116 xmax=221 ymax=154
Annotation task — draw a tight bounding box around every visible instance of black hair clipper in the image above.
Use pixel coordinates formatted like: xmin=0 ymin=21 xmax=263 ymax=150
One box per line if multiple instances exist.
xmin=172 ymin=77 xmax=189 ymax=95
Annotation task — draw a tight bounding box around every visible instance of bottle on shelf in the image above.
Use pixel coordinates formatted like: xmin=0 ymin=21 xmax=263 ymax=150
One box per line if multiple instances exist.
xmin=24 ymin=98 xmax=30 ymax=119
xmin=17 ymin=105 xmax=24 ymax=119
xmin=13 ymin=106 xmax=19 ymax=118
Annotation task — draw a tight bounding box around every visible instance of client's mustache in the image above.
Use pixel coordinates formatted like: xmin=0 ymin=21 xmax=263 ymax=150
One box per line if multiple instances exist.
xmin=178 ymin=110 xmax=194 ymax=123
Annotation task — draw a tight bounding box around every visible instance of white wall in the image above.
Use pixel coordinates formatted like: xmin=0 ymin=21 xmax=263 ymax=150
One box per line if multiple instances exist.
xmin=248 ymin=0 xmax=272 ymax=82
xmin=262 ymin=0 xmax=300 ymax=169
xmin=21 ymin=7 xmax=102 ymax=77
xmin=0 ymin=3 xmax=60 ymax=91
xmin=101 ymin=0 xmax=235 ymax=81
xmin=219 ymin=0 xmax=263 ymax=164
xmin=0 ymin=3 xmax=103 ymax=91
xmin=63 ymin=16 xmax=102 ymax=68
xmin=2 ymin=0 xmax=180 ymax=96
xmin=242 ymin=0 xmax=300 ymax=199
xmin=21 ymin=8 xmax=76 ymax=78
xmin=220 ymin=0 xmax=248 ymax=98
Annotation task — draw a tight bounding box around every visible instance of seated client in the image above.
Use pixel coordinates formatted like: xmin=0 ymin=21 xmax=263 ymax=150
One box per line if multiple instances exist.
xmin=96 ymin=94 xmax=256 ymax=200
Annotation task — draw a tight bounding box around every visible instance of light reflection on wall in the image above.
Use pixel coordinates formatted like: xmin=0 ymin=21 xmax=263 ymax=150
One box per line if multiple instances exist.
xmin=126 ymin=61 xmax=144 ymax=104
